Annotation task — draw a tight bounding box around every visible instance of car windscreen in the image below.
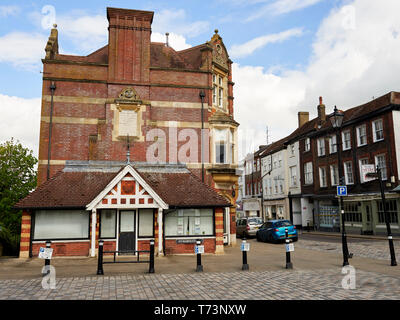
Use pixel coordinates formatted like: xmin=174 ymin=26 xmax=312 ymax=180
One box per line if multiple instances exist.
xmin=274 ymin=221 xmax=292 ymax=227
xmin=248 ymin=218 xmax=262 ymax=225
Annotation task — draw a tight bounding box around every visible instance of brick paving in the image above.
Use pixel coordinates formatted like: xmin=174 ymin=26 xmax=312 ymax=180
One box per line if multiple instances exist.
xmin=0 ymin=268 xmax=399 ymax=300
xmin=296 ymin=239 xmax=400 ymax=261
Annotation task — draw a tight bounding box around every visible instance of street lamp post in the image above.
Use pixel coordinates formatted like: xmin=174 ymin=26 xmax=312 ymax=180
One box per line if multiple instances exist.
xmin=367 ymin=166 xmax=397 ymax=266
xmin=329 ymin=106 xmax=349 ymax=266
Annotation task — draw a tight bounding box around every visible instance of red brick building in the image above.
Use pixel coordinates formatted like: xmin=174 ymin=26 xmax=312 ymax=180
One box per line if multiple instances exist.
xmin=16 ymin=7 xmax=239 ymax=257
xmin=295 ymin=93 xmax=400 ymax=235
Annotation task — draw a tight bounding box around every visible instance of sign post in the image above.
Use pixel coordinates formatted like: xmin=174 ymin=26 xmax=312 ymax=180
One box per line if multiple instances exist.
xmin=195 ymin=239 xmax=204 ymax=272
xmin=39 ymin=241 xmax=52 ymax=276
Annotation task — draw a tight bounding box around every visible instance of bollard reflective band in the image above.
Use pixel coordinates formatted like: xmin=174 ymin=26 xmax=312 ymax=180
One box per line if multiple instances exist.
xmin=388 ymin=236 xmax=393 ymax=240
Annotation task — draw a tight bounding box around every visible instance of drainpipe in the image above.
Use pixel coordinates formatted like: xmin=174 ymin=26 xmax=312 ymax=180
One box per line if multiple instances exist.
xmin=47 ymin=81 xmax=56 ymax=180
xmin=199 ymin=90 xmax=206 ymax=182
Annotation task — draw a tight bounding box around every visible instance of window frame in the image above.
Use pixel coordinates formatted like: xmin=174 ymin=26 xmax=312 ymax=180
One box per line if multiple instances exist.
xmin=375 ymin=154 xmax=388 ymax=180
xmin=138 ymin=209 xmax=155 ymax=238
xmin=372 ymin=119 xmax=384 ymax=142
xmin=164 ymin=208 xmax=215 ymax=238
xmin=99 ymin=209 xmax=118 ymax=239
xmin=344 ymin=161 xmax=354 ymax=185
xmin=317 ymin=137 xmax=325 ymax=156
xmin=319 ymin=167 xmax=327 ymax=188
xmin=342 ymin=130 xmax=351 ymax=150
xmin=356 ymin=124 xmax=367 ymax=147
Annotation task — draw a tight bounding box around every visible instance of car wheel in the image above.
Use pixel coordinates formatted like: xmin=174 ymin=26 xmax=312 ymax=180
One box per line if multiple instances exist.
xmin=292 ymin=237 xmax=298 ymax=242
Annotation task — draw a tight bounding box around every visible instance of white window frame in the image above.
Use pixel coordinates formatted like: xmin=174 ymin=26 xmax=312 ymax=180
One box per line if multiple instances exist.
xmin=372 ymin=119 xmax=384 ymax=142
xmin=304 ymin=162 xmax=313 ymax=185
xmin=359 ymin=158 xmax=369 ymax=183
xmin=289 ymin=166 xmax=297 ymax=187
xmin=330 ymin=165 xmax=339 ymax=186
xmin=342 ymin=130 xmax=351 ymax=150
xmin=375 ymin=154 xmax=387 ymax=180
xmin=344 ymin=161 xmax=354 ymax=185
xmin=356 ymin=124 xmax=367 ymax=147
xmin=317 ymin=138 xmax=325 ymax=156
xmin=329 ymin=135 xmax=337 ymax=154
xmin=319 ymin=167 xmax=327 ymax=187
xmin=305 ymin=138 xmax=310 ymax=152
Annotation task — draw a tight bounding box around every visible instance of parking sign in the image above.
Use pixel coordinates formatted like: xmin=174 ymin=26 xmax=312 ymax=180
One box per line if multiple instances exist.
xmin=337 ymin=186 xmax=347 ymax=196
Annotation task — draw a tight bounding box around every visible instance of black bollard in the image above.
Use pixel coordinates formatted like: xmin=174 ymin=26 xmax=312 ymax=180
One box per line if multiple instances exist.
xmin=196 ymin=239 xmax=203 ymax=272
xmin=97 ymin=239 xmax=104 ymax=275
xmin=149 ymin=239 xmax=155 ymax=273
xmin=285 ymin=229 xmax=293 ymax=269
xmin=241 ymin=238 xmax=249 ymax=271
xmin=42 ymin=240 xmax=51 ymax=276
xmin=307 ymin=221 xmax=310 ymax=232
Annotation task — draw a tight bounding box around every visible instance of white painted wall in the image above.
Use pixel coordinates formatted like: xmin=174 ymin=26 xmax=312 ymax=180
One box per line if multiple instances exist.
xmin=392 ymin=110 xmax=400 ymax=179
xmin=301 ymin=197 xmax=314 ymax=227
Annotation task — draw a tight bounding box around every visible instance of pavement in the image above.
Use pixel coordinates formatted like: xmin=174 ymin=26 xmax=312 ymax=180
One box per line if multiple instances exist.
xmin=0 ymin=234 xmax=399 ymax=300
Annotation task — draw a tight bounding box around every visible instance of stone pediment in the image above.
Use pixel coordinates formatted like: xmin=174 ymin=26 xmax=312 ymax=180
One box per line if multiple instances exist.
xmin=115 ymin=87 xmax=143 ymax=105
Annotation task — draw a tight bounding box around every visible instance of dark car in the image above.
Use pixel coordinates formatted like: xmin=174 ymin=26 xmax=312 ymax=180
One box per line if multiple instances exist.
xmin=256 ymin=219 xmax=298 ymax=243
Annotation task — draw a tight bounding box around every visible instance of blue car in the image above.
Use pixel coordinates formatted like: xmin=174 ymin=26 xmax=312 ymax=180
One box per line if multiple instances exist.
xmin=256 ymin=220 xmax=298 ymax=243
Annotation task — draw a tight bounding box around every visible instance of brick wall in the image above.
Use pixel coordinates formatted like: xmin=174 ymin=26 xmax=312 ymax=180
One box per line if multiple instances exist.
xmin=164 ymin=238 xmax=216 ymax=255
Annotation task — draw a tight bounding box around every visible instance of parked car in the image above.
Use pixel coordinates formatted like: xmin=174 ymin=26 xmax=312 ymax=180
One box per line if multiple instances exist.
xmin=256 ymin=219 xmax=298 ymax=243
xmin=236 ymin=217 xmax=263 ymax=238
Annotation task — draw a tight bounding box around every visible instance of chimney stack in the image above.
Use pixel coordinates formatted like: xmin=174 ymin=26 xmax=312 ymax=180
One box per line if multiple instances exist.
xmin=318 ymin=96 xmax=326 ymax=123
xmin=298 ymin=112 xmax=309 ymax=128
xmin=165 ymin=32 xmax=169 ymax=47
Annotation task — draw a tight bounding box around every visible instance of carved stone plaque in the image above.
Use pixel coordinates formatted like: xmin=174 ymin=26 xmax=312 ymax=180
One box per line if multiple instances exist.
xmin=119 ymin=109 xmax=138 ymax=136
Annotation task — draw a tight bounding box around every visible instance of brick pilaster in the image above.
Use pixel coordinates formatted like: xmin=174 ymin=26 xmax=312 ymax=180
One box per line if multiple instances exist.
xmin=215 ymin=207 xmax=224 ymax=254
xmin=19 ymin=210 xmax=31 ymax=258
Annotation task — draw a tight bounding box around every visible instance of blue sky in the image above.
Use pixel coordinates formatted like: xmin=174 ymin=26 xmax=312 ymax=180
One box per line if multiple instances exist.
xmin=1 ymin=0 xmax=400 ymax=158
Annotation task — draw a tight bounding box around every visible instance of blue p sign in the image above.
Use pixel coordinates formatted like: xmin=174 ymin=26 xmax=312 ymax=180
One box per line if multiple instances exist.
xmin=337 ymin=186 xmax=347 ymax=196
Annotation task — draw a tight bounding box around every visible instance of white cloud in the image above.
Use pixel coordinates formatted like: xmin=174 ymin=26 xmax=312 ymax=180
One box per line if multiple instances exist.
xmin=0 ymin=32 xmax=47 ymax=71
xmin=56 ymin=14 xmax=108 ymax=54
xmin=0 ymin=5 xmax=20 ymax=17
xmin=151 ymin=32 xmax=192 ymax=51
xmin=230 ymin=28 xmax=304 ymax=59
xmin=234 ymin=0 xmax=400 ymax=156
xmin=0 ymin=94 xmax=41 ymax=157
xmin=246 ymin=0 xmax=323 ymax=21
xmin=152 ymin=9 xmax=209 ymax=38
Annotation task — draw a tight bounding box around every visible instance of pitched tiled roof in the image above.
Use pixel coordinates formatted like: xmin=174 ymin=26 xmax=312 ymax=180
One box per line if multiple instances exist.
xmin=14 ymin=171 xmax=117 ymax=209
xmin=14 ymin=167 xmax=230 ymax=209
xmin=138 ymin=170 xmax=230 ymax=207
xmin=261 ymin=91 xmax=400 ymax=154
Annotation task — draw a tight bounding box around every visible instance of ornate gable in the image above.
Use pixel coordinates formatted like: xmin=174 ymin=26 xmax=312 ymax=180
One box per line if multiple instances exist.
xmin=87 ymin=165 xmax=168 ymax=210
xmin=210 ymin=29 xmax=229 ymax=71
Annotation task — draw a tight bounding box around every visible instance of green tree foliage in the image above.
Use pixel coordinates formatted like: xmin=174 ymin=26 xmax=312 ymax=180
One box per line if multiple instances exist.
xmin=0 ymin=139 xmax=37 ymax=238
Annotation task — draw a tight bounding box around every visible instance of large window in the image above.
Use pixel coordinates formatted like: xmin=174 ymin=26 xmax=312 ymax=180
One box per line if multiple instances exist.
xmin=319 ymin=167 xmax=327 ymax=187
xmin=372 ymin=119 xmax=384 ymax=142
xmin=330 ymin=164 xmax=339 ymax=186
xmin=34 ymin=210 xmax=89 ymax=240
xmin=344 ymin=203 xmax=362 ymax=222
xmin=213 ymin=74 xmax=224 ymax=109
xmin=289 ymin=166 xmax=297 ymax=187
xmin=378 ymin=200 xmax=399 ymax=224
xmin=329 ymin=135 xmax=337 ymax=153
xmin=138 ymin=209 xmax=154 ymax=237
xmin=375 ymin=154 xmax=387 ymax=180
xmin=317 ymin=138 xmax=325 ymax=156
xmin=359 ymin=158 xmax=369 ymax=183
xmin=356 ymin=125 xmax=367 ymax=146
xmin=165 ymin=209 xmax=214 ymax=237
xmin=304 ymin=162 xmax=313 ymax=184
xmin=342 ymin=130 xmax=351 ymax=150
xmin=344 ymin=161 xmax=354 ymax=184
xmin=214 ymin=128 xmax=234 ymax=164
xmin=100 ymin=210 xmax=117 ymax=238
xmin=305 ymin=138 xmax=310 ymax=152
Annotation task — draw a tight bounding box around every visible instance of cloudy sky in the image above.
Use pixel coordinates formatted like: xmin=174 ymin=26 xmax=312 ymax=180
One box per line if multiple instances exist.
xmin=1 ymin=0 xmax=400 ymax=160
